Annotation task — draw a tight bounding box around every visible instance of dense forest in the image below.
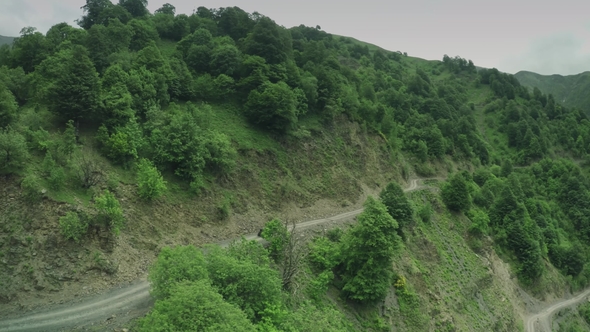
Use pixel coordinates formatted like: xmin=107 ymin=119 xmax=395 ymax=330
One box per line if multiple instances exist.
xmin=2 ymin=0 xmax=590 ymax=331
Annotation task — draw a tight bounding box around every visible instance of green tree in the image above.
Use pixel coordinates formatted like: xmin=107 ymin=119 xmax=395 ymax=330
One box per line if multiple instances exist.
xmin=137 ymin=158 xmax=167 ymax=200
xmin=148 ymin=245 xmax=209 ymax=299
xmin=119 ymin=0 xmax=148 ymax=18
xmin=78 ymin=0 xmax=122 ymax=29
xmin=0 ymin=127 xmax=29 ymax=174
xmin=168 ymin=57 xmax=194 ymax=100
xmin=441 ymin=173 xmax=471 ymax=212
xmin=0 ymin=66 xmax=29 ymax=106
xmin=155 ymin=3 xmax=175 ymax=15
xmin=128 ymin=19 xmax=159 ymax=51
xmin=101 ymin=78 xmax=135 ymax=128
xmin=126 ymin=66 xmax=158 ymax=115
xmin=94 ymin=189 xmax=125 ymax=235
xmin=379 ymin=181 xmax=414 ymax=229
xmin=204 ymin=243 xmax=283 ymax=322
xmin=500 ymin=159 xmax=513 ymax=177
xmin=210 ymin=44 xmax=241 ymax=77
xmin=244 ymin=81 xmax=297 ymax=134
xmin=46 ymin=23 xmax=87 ymax=52
xmin=244 ymin=17 xmax=289 ymax=65
xmin=489 ymin=185 xmax=518 ymax=227
xmin=11 ymin=27 xmax=49 ymax=73
xmin=339 ymin=196 xmax=400 ymax=303
xmin=61 ymin=120 xmax=78 ymax=159
xmin=86 ymin=24 xmax=112 ymax=73
xmin=203 ymin=129 xmax=237 ymax=174
xmin=260 ymin=218 xmax=289 ymax=263
xmin=0 ymin=83 xmax=18 ymax=128
xmin=45 ymin=45 xmax=102 ymax=123
xmin=138 ymin=280 xmax=256 ymax=332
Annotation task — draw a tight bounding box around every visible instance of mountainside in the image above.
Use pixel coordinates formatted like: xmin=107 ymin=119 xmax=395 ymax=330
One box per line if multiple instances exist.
xmin=0 ymin=35 xmax=14 ymax=46
xmin=515 ymin=70 xmax=590 ymax=114
xmin=1 ymin=2 xmax=590 ymax=332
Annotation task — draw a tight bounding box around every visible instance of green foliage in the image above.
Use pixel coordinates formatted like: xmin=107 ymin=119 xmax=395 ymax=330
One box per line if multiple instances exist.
xmin=62 ymin=120 xmax=78 ymax=159
xmin=417 ymin=203 xmax=432 ymax=222
xmin=59 ymin=211 xmax=88 ymax=242
xmin=11 ymin=27 xmax=50 ymax=74
xmin=10 ymin=2 xmax=590 ymax=301
xmin=0 ymin=82 xmax=18 ymax=128
xmin=20 ymin=173 xmax=43 ymax=202
xmin=204 ymin=244 xmax=283 ymax=322
xmin=94 ymin=189 xmax=125 ymax=235
xmin=579 ymin=302 xmax=590 ymax=325
xmin=138 ymin=280 xmax=256 ymax=332
xmin=260 ymin=218 xmax=289 ymax=263
xmin=339 ymin=196 xmax=400 ymax=303
xmin=379 ymin=181 xmax=413 ymax=229
xmin=441 ymin=173 xmax=470 ymax=212
xmin=244 ymin=81 xmax=297 ymax=134
xmin=148 ymin=245 xmax=209 ymax=299
xmin=308 ymin=236 xmax=341 ymax=272
xmin=48 ymin=166 xmax=66 ymax=190
xmin=44 ymin=45 xmax=102 ymax=123
xmin=0 ymin=127 xmax=29 ymax=174
xmin=136 ymin=158 xmax=167 ymax=200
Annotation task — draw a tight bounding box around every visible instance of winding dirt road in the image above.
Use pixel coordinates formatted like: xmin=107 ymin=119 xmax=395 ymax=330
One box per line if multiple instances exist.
xmin=525 ymin=288 xmax=590 ymax=332
xmin=0 ymin=179 xmax=423 ymax=331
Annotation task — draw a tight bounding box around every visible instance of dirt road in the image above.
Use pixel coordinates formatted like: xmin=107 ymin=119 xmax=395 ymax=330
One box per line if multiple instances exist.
xmin=0 ymin=178 xmax=424 ymax=332
xmin=525 ymin=288 xmax=590 ymax=332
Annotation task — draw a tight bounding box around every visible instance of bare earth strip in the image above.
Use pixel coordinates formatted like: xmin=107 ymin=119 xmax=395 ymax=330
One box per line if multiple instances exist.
xmin=0 ymin=178 xmax=430 ymax=332
xmin=525 ymin=288 xmax=590 ymax=332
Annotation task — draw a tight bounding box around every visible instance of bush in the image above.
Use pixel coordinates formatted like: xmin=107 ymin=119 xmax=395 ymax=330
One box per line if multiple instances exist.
xmin=21 ymin=173 xmax=43 ymax=202
xmin=94 ymin=189 xmax=125 ymax=235
xmin=59 ymin=211 xmax=88 ymax=242
xmin=260 ymin=218 xmax=288 ymax=263
xmin=0 ymin=127 xmax=29 ymax=174
xmin=579 ymin=302 xmax=590 ymax=324
xmin=138 ymin=280 xmax=256 ymax=332
xmin=48 ymin=166 xmax=66 ymax=190
xmin=136 ymin=158 xmax=166 ymax=200
xmin=148 ymin=245 xmax=209 ymax=299
xmin=418 ymin=203 xmax=432 ymax=222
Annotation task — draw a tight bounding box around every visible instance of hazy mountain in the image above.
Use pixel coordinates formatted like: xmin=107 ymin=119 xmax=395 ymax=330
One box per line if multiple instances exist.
xmin=515 ymin=70 xmax=590 ymax=114
xmin=0 ymin=35 xmax=15 ymax=46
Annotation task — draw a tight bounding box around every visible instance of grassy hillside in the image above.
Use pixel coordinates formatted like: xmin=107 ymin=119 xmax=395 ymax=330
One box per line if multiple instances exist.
xmin=0 ymin=35 xmax=14 ymax=46
xmin=515 ymin=70 xmax=590 ymax=114
xmin=2 ymin=3 xmax=590 ymax=331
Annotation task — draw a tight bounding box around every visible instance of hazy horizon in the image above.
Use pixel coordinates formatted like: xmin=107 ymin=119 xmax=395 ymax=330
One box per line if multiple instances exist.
xmin=1 ymin=0 xmax=589 ymax=76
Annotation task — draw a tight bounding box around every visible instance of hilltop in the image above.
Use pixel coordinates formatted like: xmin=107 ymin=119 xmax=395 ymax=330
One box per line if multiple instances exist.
xmin=515 ymin=70 xmax=590 ymax=114
xmin=0 ymin=35 xmax=14 ymax=46
xmin=1 ymin=2 xmax=590 ymax=331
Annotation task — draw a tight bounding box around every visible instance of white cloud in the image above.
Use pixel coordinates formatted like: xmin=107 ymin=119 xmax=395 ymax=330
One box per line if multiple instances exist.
xmin=499 ymin=32 xmax=590 ymax=75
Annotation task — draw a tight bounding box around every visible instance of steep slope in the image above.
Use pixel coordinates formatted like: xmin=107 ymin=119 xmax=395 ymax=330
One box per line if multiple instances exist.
xmin=1 ymin=2 xmax=590 ymax=331
xmin=515 ymin=70 xmax=590 ymax=114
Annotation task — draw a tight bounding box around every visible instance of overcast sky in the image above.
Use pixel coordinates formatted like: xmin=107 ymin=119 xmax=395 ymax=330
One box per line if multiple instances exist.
xmin=1 ymin=0 xmax=589 ymax=76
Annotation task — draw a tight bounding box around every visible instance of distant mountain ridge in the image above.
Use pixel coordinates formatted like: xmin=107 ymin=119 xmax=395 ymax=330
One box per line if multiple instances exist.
xmin=515 ymin=70 xmax=590 ymax=114
xmin=0 ymin=35 xmax=15 ymax=46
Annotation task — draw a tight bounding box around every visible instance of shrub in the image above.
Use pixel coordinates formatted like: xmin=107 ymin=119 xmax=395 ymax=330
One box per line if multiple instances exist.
xmin=59 ymin=211 xmax=88 ymax=242
xmin=136 ymin=158 xmax=166 ymax=200
xmin=21 ymin=173 xmax=43 ymax=202
xmin=94 ymin=189 xmax=125 ymax=235
xmin=48 ymin=166 xmax=66 ymax=190
xmin=418 ymin=203 xmax=432 ymax=222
